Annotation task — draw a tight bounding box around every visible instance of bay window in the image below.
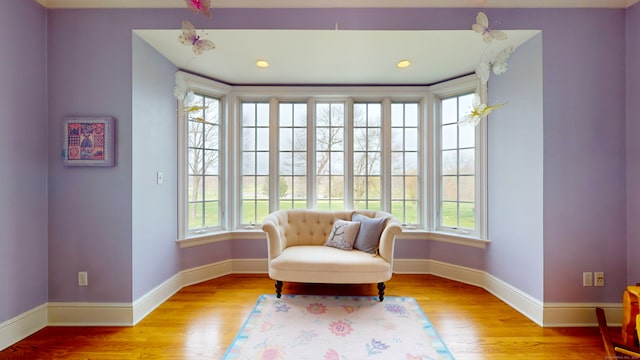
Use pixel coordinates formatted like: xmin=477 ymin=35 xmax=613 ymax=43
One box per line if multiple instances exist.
xmin=177 ymin=72 xmax=486 ymax=245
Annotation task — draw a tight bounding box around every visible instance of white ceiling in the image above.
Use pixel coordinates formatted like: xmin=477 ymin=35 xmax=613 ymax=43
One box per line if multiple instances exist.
xmin=135 ymin=29 xmax=539 ymax=85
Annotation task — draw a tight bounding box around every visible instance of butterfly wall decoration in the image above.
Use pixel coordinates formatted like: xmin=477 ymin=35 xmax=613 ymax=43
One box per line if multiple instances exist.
xmin=459 ymin=94 xmax=507 ymax=127
xmin=178 ymin=20 xmax=215 ymax=55
xmin=185 ymin=0 xmax=211 ymax=17
xmin=476 ymin=46 xmax=514 ymax=85
xmin=472 ymin=11 xmax=507 ymax=43
xmin=464 ymin=11 xmax=511 ymax=126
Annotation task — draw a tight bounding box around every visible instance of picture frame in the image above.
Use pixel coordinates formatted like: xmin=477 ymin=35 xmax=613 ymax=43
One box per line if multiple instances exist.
xmin=63 ymin=116 xmax=115 ymax=167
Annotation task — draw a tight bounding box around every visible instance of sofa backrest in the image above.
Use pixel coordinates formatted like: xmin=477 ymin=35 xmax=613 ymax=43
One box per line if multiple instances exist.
xmin=268 ymin=209 xmax=393 ymax=247
xmin=273 ymin=210 xmax=352 ymax=247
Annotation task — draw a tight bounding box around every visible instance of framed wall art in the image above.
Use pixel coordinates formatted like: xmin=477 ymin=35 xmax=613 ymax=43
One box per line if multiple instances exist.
xmin=63 ymin=116 xmax=115 ymax=167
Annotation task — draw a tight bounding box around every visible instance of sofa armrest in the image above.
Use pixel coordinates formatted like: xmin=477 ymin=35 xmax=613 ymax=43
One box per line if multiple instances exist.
xmin=378 ymin=218 xmax=403 ymax=263
xmin=262 ymin=213 xmax=285 ymax=260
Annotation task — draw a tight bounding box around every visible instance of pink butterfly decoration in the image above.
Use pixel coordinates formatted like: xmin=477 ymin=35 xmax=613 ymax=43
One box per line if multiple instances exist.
xmin=185 ymin=0 xmax=211 ymax=17
xmin=178 ymin=21 xmax=215 ymax=55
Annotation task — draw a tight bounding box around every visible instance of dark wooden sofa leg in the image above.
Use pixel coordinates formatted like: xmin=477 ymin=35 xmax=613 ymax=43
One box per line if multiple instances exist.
xmin=377 ymin=282 xmax=386 ymax=302
xmin=275 ymin=280 xmax=283 ymax=298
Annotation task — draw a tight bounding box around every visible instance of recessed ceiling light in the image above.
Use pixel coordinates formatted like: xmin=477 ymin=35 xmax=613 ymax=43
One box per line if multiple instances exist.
xmin=397 ymin=60 xmax=411 ymax=69
xmin=256 ymin=60 xmax=269 ymax=68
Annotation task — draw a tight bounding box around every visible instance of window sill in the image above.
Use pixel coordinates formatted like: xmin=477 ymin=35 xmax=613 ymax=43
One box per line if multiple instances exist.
xmin=398 ymin=229 xmax=490 ymax=249
xmin=176 ymin=229 xmax=265 ymax=248
xmin=177 ymin=228 xmax=489 ymax=249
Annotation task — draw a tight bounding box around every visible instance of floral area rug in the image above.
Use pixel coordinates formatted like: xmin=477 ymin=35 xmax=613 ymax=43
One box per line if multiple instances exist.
xmin=222 ymin=294 xmax=455 ymax=360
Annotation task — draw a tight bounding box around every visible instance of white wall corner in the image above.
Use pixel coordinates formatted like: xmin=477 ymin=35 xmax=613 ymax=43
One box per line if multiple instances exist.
xmin=132 ymin=273 xmax=183 ymax=325
xmin=483 ymin=272 xmax=544 ymax=326
xmin=0 ymin=303 xmax=47 ymax=351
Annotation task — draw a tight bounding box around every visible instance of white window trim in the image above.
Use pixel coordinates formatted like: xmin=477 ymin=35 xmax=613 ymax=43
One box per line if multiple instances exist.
xmin=175 ymin=73 xmax=490 ymax=249
xmin=430 ymin=75 xmax=488 ymax=240
xmin=176 ymin=71 xmax=232 ymax=242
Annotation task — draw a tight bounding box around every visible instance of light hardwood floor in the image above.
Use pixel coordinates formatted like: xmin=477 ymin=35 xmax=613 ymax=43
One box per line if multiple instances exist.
xmin=1 ymin=274 xmax=607 ymax=359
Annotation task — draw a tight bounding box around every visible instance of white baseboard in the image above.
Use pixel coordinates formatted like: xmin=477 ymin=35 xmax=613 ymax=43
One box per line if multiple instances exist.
xmin=132 ymin=272 xmax=183 ymax=325
xmin=48 ymin=302 xmax=133 ymax=326
xmin=1 ymin=257 xmax=624 ymax=351
xmin=393 ymin=258 xmax=622 ymax=327
xmin=0 ymin=304 xmax=47 ymax=351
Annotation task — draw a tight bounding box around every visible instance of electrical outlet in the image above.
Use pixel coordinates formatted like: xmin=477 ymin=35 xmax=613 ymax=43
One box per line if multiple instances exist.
xmin=583 ymin=272 xmax=593 ymax=287
xmin=78 ymin=271 xmax=88 ymax=286
xmin=595 ymin=272 xmax=605 ymax=287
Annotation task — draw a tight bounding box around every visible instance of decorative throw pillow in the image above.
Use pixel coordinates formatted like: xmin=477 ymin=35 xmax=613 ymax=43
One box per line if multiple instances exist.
xmin=324 ymin=219 xmax=361 ymax=251
xmin=352 ymin=214 xmax=388 ymax=254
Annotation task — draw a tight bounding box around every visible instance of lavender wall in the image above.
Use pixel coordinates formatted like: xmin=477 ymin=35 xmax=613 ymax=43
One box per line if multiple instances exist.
xmin=0 ymin=0 xmax=47 ymax=323
xmin=47 ymin=10 xmax=136 ymax=302
xmin=627 ymin=2 xmax=640 ymax=285
xmin=536 ymin=10 xmax=627 ymax=302
xmin=487 ymin=33 xmax=544 ymax=300
xmin=43 ymin=7 xmax=631 ymax=306
xmin=131 ymin=34 xmax=180 ymax=299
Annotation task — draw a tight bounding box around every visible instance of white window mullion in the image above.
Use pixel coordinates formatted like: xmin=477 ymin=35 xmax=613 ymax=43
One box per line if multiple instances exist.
xmin=269 ymin=97 xmax=279 ymax=213
xmin=177 ymin=100 xmax=188 ymax=237
xmin=477 ymin=83 xmax=488 ymax=239
xmin=307 ymin=98 xmax=316 ymax=209
xmin=228 ymin=94 xmax=240 ymax=230
xmin=344 ymin=98 xmax=354 ymax=209
xmin=381 ymin=98 xmax=392 ymax=212
xmin=424 ymin=93 xmax=435 ymax=231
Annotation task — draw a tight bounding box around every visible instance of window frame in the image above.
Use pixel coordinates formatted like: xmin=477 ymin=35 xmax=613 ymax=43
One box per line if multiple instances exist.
xmin=177 ymin=72 xmax=231 ymax=241
xmin=176 ymin=73 xmax=488 ymax=248
xmin=431 ymin=76 xmax=487 ymax=240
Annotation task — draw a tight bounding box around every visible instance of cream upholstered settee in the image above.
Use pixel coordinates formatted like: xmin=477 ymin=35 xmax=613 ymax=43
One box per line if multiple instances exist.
xmin=262 ymin=209 xmax=402 ymax=301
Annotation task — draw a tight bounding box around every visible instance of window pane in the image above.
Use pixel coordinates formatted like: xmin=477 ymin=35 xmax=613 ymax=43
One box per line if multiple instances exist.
xmin=280 ymin=128 xmax=292 ymax=151
xmin=442 ymin=124 xmax=457 ymax=150
xmin=441 ymin=98 xmax=457 ymax=125
xmin=459 ymin=175 xmax=475 ymax=202
xmin=188 ymin=202 xmax=203 ymax=230
xmin=459 ymin=149 xmax=475 ymax=175
xmin=256 ymin=103 xmax=269 ymax=126
xmin=242 ymin=102 xmax=270 ymax=225
xmin=390 ymin=102 xmax=420 ymax=224
xmin=188 ymin=176 xmax=203 ymax=202
xmin=316 ymin=102 xmax=345 ymax=209
xmin=185 ymin=92 xmax=221 ymax=231
xmin=442 ymin=150 xmax=457 ymax=176
xmin=279 ymin=104 xmax=292 ymax=127
xmin=459 ymin=124 xmax=475 ymax=148
xmin=354 ymin=128 xmax=367 ymax=151
xmin=293 ymin=129 xmax=306 ymax=151
xmin=188 ymin=149 xmax=203 ymax=174
xmin=459 ymin=202 xmax=476 ymax=229
xmin=404 ymin=128 xmax=418 ymax=151
xmin=204 ymin=176 xmax=218 ymax=201
xmin=242 ymin=128 xmax=255 ymax=150
xmin=439 ymin=92 xmax=476 ymax=231
xmin=204 ymin=150 xmax=218 ymax=175
xmin=441 ymin=201 xmax=458 ymax=227
xmin=204 ymin=201 xmax=219 ymax=227
xmin=256 ymin=152 xmax=269 ymax=174
xmin=256 ymin=128 xmax=269 ymax=151
xmin=242 ymin=153 xmax=255 ymax=174
xmin=442 ymin=176 xmax=457 ymax=201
